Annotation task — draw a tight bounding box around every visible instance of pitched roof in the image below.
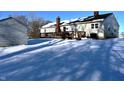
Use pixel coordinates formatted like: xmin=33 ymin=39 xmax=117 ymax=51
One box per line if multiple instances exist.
xmin=41 ymin=13 xmax=113 ymax=28
xmin=82 ymin=13 xmax=113 ymax=22
xmin=0 ymin=17 xmax=28 ymax=28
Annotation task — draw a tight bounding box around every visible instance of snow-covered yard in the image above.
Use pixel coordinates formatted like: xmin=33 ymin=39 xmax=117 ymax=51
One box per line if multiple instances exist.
xmin=0 ymin=38 xmax=124 ymax=81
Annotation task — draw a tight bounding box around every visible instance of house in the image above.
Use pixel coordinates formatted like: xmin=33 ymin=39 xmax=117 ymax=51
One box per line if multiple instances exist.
xmin=0 ymin=17 xmax=28 ymax=47
xmin=119 ymin=32 xmax=124 ymax=38
xmin=40 ymin=12 xmax=119 ymax=39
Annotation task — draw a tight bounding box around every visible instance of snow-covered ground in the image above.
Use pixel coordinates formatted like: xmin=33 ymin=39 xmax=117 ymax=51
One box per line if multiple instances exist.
xmin=0 ymin=38 xmax=124 ymax=81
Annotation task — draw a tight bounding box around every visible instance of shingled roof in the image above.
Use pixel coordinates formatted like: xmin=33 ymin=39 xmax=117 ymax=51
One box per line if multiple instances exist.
xmin=82 ymin=13 xmax=113 ymax=22
xmin=42 ymin=13 xmax=113 ymax=28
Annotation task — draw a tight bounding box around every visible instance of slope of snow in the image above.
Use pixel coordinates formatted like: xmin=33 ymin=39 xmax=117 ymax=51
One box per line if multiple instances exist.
xmin=0 ymin=38 xmax=124 ymax=81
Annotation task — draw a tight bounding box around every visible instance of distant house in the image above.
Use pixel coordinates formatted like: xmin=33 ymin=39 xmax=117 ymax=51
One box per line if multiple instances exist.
xmin=0 ymin=17 xmax=28 ymax=47
xmin=40 ymin=12 xmax=119 ymax=39
xmin=119 ymin=32 xmax=124 ymax=38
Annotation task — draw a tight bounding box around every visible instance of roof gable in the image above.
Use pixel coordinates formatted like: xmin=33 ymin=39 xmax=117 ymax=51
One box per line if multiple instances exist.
xmin=42 ymin=13 xmax=114 ymax=28
xmin=82 ymin=13 xmax=113 ymax=22
xmin=0 ymin=17 xmax=28 ymax=28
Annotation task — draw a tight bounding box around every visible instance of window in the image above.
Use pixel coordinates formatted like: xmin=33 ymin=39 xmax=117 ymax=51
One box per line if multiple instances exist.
xmin=91 ymin=24 xmax=94 ymax=29
xmin=95 ymin=24 xmax=98 ymax=28
xmin=66 ymin=28 xmax=68 ymax=30
xmin=91 ymin=24 xmax=99 ymax=29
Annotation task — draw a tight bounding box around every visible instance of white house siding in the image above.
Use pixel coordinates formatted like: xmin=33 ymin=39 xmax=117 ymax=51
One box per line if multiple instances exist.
xmin=103 ymin=14 xmax=119 ymax=38
xmin=40 ymin=13 xmax=119 ymax=39
xmin=40 ymin=28 xmax=45 ymax=33
xmin=77 ymin=23 xmax=86 ymax=31
xmin=61 ymin=25 xmax=72 ymax=32
xmin=97 ymin=24 xmax=105 ymax=39
xmin=61 ymin=21 xmax=104 ymax=38
xmin=77 ymin=23 xmax=91 ymax=37
xmin=0 ymin=18 xmax=28 ymax=47
xmin=76 ymin=22 xmax=103 ymax=38
xmin=40 ymin=27 xmax=56 ymax=37
xmin=41 ymin=27 xmax=56 ymax=34
xmin=41 ymin=25 xmax=74 ymax=34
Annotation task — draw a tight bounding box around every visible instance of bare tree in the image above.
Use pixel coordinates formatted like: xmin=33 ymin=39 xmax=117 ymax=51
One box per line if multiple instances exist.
xmin=11 ymin=15 xmax=29 ymax=26
xmin=10 ymin=13 xmax=52 ymax=38
xmin=29 ymin=17 xmax=51 ymax=38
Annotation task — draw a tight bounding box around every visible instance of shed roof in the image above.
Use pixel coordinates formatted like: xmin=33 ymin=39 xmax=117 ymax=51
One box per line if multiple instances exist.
xmin=0 ymin=17 xmax=28 ymax=28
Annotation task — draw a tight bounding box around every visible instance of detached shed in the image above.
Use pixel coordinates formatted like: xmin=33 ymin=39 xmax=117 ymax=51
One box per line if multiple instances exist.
xmin=0 ymin=17 xmax=28 ymax=47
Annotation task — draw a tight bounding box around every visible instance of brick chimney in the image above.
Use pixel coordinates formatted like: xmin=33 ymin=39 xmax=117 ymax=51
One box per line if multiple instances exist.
xmin=94 ymin=11 xmax=99 ymax=17
xmin=56 ymin=16 xmax=61 ymax=34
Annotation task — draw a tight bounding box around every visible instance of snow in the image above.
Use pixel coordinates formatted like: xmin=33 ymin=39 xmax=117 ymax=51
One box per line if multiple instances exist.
xmin=41 ymin=16 xmax=104 ymax=29
xmin=0 ymin=45 xmax=27 ymax=56
xmin=42 ymin=22 xmax=56 ymax=28
xmin=61 ymin=20 xmax=70 ymax=23
xmin=70 ymin=18 xmax=79 ymax=22
xmin=42 ymin=18 xmax=82 ymax=28
xmin=0 ymin=38 xmax=124 ymax=81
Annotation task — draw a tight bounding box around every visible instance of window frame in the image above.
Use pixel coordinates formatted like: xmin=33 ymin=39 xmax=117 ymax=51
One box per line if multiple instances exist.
xmin=91 ymin=24 xmax=94 ymax=29
xmin=95 ymin=24 xmax=98 ymax=28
